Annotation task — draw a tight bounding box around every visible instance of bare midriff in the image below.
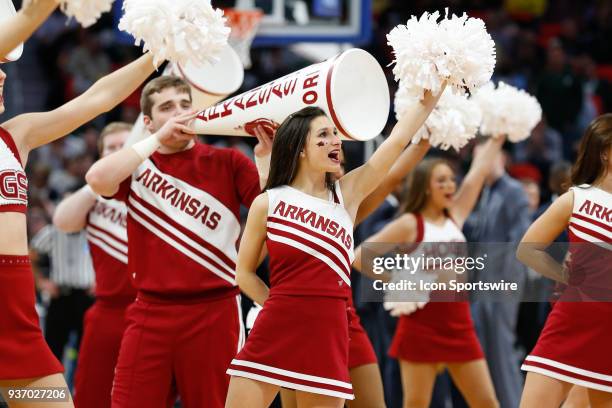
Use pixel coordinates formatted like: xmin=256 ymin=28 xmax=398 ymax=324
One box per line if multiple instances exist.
xmin=0 ymin=212 xmax=29 ymax=255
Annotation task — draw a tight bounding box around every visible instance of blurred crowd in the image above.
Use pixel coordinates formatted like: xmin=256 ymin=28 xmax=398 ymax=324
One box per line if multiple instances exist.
xmin=2 ymin=0 xmax=610 ymax=405
xmin=2 ymin=0 xmax=608 ymax=239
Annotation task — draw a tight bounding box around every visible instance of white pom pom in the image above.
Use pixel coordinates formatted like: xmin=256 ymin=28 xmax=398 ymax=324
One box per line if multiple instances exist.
xmin=119 ymin=0 xmax=231 ymax=67
xmin=22 ymin=0 xmax=114 ymax=27
xmin=387 ymin=9 xmax=496 ymax=100
xmin=473 ymin=82 xmax=542 ymax=142
xmin=395 ymin=86 xmax=482 ymax=151
xmin=393 ymin=83 xmax=416 ymax=122
xmin=61 ymin=0 xmax=115 ymax=27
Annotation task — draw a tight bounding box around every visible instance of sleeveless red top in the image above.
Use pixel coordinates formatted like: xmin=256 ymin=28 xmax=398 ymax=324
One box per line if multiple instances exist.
xmin=0 ymin=127 xmax=27 ymax=213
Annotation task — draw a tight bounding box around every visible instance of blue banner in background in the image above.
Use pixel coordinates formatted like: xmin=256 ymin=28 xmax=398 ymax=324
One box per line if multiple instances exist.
xmin=312 ymin=0 xmax=342 ymax=18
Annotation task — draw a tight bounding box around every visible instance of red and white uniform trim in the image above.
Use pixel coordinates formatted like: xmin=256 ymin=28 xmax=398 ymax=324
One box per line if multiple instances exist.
xmin=85 ymin=197 xmax=135 ymax=301
xmin=522 ymin=185 xmax=612 ymax=392
xmin=127 ymin=192 xmax=236 ymax=285
xmin=0 ymin=127 xmax=28 ymax=213
xmin=228 ymin=182 xmax=355 ymax=400
xmin=388 ymin=213 xmax=485 ymax=363
xmin=567 ymin=185 xmax=612 ymax=249
xmin=87 ymin=198 xmax=128 ymax=264
xmin=266 ymin=216 xmax=352 ymax=286
xmin=126 ymin=158 xmax=240 ymax=286
xmin=264 ymin=184 xmax=354 ymax=297
xmin=523 ymin=356 xmax=612 ymax=392
xmin=227 ymin=359 xmax=354 ymax=400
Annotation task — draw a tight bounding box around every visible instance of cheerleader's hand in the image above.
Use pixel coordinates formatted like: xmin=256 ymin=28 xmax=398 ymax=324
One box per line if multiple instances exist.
xmin=246 ymin=303 xmax=263 ymax=332
xmin=253 ymin=124 xmax=276 ymax=158
xmin=561 ymin=252 xmax=571 ymax=284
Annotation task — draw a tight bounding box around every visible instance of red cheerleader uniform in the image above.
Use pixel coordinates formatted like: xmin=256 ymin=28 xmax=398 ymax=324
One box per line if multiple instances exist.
xmin=0 ymin=127 xmax=63 ymax=379
xmin=227 ymin=182 xmax=355 ymax=400
xmin=522 ymin=185 xmax=612 ymax=392
xmin=389 ymin=213 xmax=484 ymax=363
xmin=109 ymin=142 xmax=259 ymax=408
xmin=347 ymin=296 xmax=378 ymax=369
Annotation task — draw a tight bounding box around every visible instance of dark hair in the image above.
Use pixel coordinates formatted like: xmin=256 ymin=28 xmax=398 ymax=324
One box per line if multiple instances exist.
xmin=140 ymin=76 xmax=192 ymax=117
xmin=571 ymin=114 xmax=612 ymax=186
xmin=264 ymin=107 xmax=335 ymax=192
xmin=549 ymin=160 xmax=572 ymax=194
xmin=399 ymin=158 xmax=452 ymax=215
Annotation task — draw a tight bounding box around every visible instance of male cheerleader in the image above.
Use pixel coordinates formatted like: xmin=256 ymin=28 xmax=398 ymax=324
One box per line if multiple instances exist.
xmin=86 ymin=76 xmax=271 ymax=408
xmin=53 ymin=122 xmax=134 ymax=408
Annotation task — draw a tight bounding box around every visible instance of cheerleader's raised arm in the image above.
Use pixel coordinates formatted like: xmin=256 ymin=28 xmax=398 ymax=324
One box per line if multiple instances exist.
xmin=0 ymin=0 xmax=57 ymax=61
xmin=340 ymin=88 xmax=444 ymax=216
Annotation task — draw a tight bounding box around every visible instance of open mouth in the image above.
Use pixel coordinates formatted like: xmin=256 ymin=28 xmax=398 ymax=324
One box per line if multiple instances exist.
xmin=328 ymin=149 xmax=340 ymax=163
xmin=444 ymin=193 xmax=453 ymax=200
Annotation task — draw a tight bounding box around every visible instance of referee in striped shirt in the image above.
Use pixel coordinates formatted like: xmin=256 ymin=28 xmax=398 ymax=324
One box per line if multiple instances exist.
xmin=30 ymin=224 xmax=95 ymax=362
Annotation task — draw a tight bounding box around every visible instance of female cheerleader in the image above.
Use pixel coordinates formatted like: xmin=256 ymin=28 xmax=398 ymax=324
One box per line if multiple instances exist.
xmin=517 ymin=113 xmax=612 ymax=407
xmin=0 ymin=52 xmax=156 ymax=406
xmin=225 ymin=86 xmax=443 ymax=408
xmin=353 ymin=136 xmax=506 ymax=408
xmin=280 ymin=141 xmax=433 ymax=408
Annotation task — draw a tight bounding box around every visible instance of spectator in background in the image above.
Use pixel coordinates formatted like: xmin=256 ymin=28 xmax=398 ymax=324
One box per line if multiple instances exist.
xmin=80 ymin=125 xmax=103 ymax=157
xmin=536 ymin=38 xmax=583 ymax=157
xmin=34 ymin=8 xmax=79 ymax=109
xmin=513 ymin=117 xmax=563 ymax=181
xmin=536 ymin=160 xmax=572 ymax=217
xmin=496 ymin=27 xmax=538 ymax=90
xmin=28 ymin=163 xmax=55 ymax=214
xmin=574 ymin=53 xmax=612 ymax=116
xmin=34 ymin=139 xmax=68 ymax=172
xmin=521 ymin=179 xmax=541 ymax=216
xmin=29 ymin=223 xmax=95 ymax=364
xmin=67 ymin=29 xmax=111 ymax=96
xmin=48 ymin=153 xmax=94 ymax=198
xmin=508 ymin=163 xmax=543 ymax=217
xmin=573 ymin=55 xmax=604 ymax=151
xmin=586 ymin=0 xmax=612 ymax=64
xmin=463 ymin=142 xmax=531 ymax=408
xmin=557 ymin=17 xmax=584 ymax=56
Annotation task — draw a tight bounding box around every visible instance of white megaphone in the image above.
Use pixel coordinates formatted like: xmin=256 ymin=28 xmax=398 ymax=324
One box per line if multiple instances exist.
xmin=192 ymin=48 xmax=390 ymax=141
xmin=165 ymin=46 xmax=244 ymax=110
xmin=1 ymin=0 xmax=24 ymax=62
xmin=126 ymin=45 xmax=244 ymax=145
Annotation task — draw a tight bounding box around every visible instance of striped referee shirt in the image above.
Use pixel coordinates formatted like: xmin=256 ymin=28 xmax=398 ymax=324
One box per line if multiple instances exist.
xmin=31 ymin=225 xmax=95 ymax=289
